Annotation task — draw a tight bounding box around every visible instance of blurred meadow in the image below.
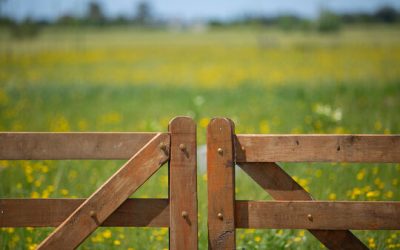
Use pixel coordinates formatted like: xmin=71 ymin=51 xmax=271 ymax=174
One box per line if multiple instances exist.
xmin=1 ymin=2 xmax=400 ymax=249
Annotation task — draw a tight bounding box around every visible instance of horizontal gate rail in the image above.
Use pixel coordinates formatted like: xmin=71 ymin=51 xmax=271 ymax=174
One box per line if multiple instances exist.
xmin=236 ymin=134 xmax=400 ymax=163
xmin=0 ymin=132 xmax=159 ymax=160
xmin=0 ymin=198 xmax=169 ymax=227
xmin=235 ymin=201 xmax=400 ymax=230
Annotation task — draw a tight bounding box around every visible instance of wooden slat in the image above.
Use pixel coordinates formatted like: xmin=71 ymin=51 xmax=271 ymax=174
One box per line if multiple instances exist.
xmin=169 ymin=117 xmax=198 ymax=250
xmin=236 ymin=201 xmax=400 ymax=230
xmin=236 ymin=134 xmax=400 ymax=163
xmin=0 ymin=198 xmax=169 ymax=227
xmin=239 ymin=163 xmax=367 ymax=250
xmin=207 ymin=118 xmax=236 ymax=250
xmin=37 ymin=133 xmax=170 ymax=249
xmin=0 ymin=132 xmax=159 ymax=160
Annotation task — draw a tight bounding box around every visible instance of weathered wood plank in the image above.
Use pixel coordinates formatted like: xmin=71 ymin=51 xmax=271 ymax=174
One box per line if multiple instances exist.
xmin=207 ymin=118 xmax=236 ymax=250
xmin=236 ymin=135 xmax=400 ymax=163
xmin=235 ymin=201 xmax=400 ymax=230
xmin=169 ymin=117 xmax=198 ymax=250
xmin=239 ymin=163 xmax=367 ymax=250
xmin=37 ymin=133 xmax=170 ymax=250
xmin=0 ymin=132 xmax=159 ymax=160
xmin=0 ymin=198 xmax=169 ymax=227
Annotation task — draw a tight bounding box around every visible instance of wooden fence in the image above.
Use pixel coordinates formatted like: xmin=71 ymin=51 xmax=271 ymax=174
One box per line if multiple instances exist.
xmin=207 ymin=118 xmax=400 ymax=250
xmin=0 ymin=116 xmax=198 ymax=250
xmin=1 ymin=116 xmax=400 ymax=249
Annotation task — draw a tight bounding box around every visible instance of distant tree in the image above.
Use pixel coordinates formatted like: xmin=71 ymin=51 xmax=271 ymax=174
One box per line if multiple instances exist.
xmin=10 ymin=18 xmax=41 ymax=39
xmin=375 ymin=6 xmax=398 ymax=23
xmin=87 ymin=1 xmax=105 ymax=25
xmin=277 ymin=15 xmax=301 ymax=31
xmin=0 ymin=16 xmax=12 ymax=26
xmin=113 ymin=15 xmax=130 ymax=25
xmin=135 ymin=1 xmax=152 ymax=25
xmin=317 ymin=10 xmax=342 ymax=32
xmin=57 ymin=14 xmax=81 ymax=26
xmin=0 ymin=0 xmax=12 ymax=27
xmin=341 ymin=13 xmax=374 ymax=24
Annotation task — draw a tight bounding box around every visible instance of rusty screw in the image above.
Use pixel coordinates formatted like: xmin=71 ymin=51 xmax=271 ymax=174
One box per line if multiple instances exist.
xmin=90 ymin=210 xmax=96 ymax=218
xmin=217 ymin=213 xmax=223 ymax=220
xmin=182 ymin=211 xmax=188 ymax=218
xmin=217 ymin=148 xmax=223 ymax=155
xmin=307 ymin=214 xmax=313 ymax=221
xmin=179 ymin=143 xmax=186 ymax=151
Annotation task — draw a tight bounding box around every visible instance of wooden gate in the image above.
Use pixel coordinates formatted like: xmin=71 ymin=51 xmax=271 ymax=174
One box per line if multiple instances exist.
xmin=0 ymin=116 xmax=197 ymax=250
xmin=207 ymin=118 xmax=400 ymax=250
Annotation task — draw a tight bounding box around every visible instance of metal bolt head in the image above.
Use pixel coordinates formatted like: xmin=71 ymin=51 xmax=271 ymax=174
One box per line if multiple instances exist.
xmin=179 ymin=143 xmax=186 ymax=151
xmin=159 ymin=142 xmax=167 ymax=151
xmin=90 ymin=210 xmax=96 ymax=218
xmin=181 ymin=211 xmax=188 ymax=218
xmin=307 ymin=214 xmax=313 ymax=221
xmin=217 ymin=148 xmax=223 ymax=155
xmin=217 ymin=212 xmax=223 ymax=220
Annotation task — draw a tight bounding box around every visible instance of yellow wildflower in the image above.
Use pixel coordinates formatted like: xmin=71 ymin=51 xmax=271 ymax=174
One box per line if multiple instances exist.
xmin=102 ymin=229 xmax=112 ymax=239
xmin=385 ymin=191 xmax=393 ymax=199
xmin=366 ymin=191 xmax=380 ymax=198
xmin=356 ymin=169 xmax=366 ymax=181
xmin=199 ymin=117 xmax=210 ymax=128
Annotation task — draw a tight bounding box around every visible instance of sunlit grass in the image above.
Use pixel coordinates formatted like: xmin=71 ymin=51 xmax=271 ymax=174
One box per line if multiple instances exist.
xmin=1 ymin=26 xmax=400 ymax=87
xmin=0 ymin=26 xmax=399 ymax=249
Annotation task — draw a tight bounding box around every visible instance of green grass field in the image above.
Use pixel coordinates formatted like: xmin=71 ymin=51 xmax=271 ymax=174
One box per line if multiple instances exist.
xmin=0 ymin=26 xmax=400 ymax=249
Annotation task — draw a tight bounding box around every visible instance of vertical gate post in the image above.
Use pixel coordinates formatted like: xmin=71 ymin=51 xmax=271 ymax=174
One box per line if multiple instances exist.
xmin=169 ymin=117 xmax=198 ymax=250
xmin=207 ymin=118 xmax=236 ymax=249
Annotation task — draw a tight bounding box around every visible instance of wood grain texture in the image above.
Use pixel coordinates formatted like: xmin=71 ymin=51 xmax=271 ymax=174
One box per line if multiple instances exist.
xmin=236 ymin=134 xmax=400 ymax=163
xmin=0 ymin=132 xmax=158 ymax=160
xmin=235 ymin=201 xmax=400 ymax=230
xmin=0 ymin=198 xmax=169 ymax=227
xmin=37 ymin=133 xmax=170 ymax=250
xmin=207 ymin=118 xmax=236 ymax=250
xmin=169 ymin=117 xmax=198 ymax=250
xmin=239 ymin=163 xmax=367 ymax=250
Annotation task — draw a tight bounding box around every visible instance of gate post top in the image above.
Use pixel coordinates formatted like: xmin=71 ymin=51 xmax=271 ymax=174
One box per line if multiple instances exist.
xmin=207 ymin=117 xmax=235 ymax=132
xmin=169 ymin=116 xmax=196 ymax=133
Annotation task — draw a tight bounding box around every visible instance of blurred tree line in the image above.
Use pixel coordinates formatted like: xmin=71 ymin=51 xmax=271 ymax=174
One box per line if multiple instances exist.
xmin=0 ymin=1 xmax=156 ymax=39
xmin=213 ymin=6 xmax=400 ymax=32
xmin=0 ymin=0 xmax=399 ymax=39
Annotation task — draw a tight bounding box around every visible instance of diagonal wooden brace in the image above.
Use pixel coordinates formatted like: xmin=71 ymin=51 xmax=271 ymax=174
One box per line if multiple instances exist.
xmin=239 ymin=162 xmax=368 ymax=250
xmin=37 ymin=133 xmax=170 ymax=250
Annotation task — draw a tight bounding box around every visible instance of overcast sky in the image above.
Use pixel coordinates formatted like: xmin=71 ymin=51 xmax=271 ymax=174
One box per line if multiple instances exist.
xmin=2 ymin=0 xmax=400 ymax=21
